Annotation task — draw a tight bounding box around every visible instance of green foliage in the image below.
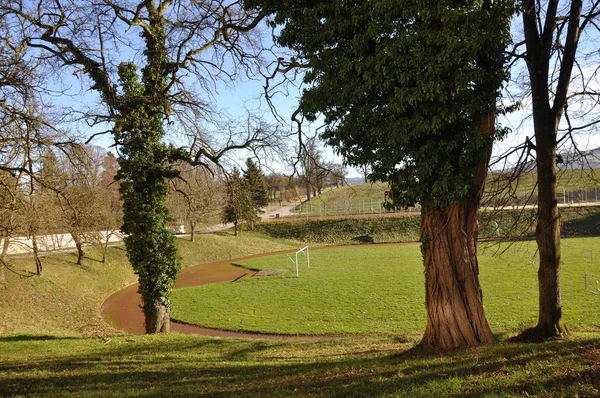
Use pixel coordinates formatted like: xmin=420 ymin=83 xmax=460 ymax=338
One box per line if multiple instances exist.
xmin=223 ymin=168 xmax=256 ymax=233
xmin=244 ymin=158 xmax=269 ymax=208
xmin=248 ymin=0 xmax=513 ymax=209
xmin=114 ymin=29 xmax=181 ymax=330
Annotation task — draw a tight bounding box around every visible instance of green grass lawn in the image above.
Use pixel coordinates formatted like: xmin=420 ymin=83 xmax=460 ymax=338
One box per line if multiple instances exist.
xmin=171 ymin=237 xmax=600 ymax=335
xmin=2 ymin=231 xmax=600 ymax=396
xmin=1 ymin=333 xmax=599 ymax=397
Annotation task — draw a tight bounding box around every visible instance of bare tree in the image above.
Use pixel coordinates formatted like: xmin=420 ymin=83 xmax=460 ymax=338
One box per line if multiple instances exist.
xmin=1 ymin=0 xmax=279 ymax=333
xmin=55 ymin=145 xmax=107 ymax=265
xmin=168 ymin=162 xmax=224 ymax=242
xmin=491 ymin=0 xmax=600 ymax=340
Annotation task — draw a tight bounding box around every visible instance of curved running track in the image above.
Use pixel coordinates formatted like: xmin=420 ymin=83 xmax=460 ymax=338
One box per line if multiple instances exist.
xmin=101 ymin=251 xmax=304 ymax=339
xmin=102 ymin=243 xmax=411 ymax=338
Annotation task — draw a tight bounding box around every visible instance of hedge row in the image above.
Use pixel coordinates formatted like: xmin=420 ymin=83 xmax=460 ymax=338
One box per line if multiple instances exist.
xmin=255 ymin=206 xmax=600 ymax=245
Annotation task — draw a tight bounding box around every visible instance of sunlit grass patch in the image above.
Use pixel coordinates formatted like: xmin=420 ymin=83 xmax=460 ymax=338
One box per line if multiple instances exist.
xmin=171 ymin=238 xmax=600 ymax=335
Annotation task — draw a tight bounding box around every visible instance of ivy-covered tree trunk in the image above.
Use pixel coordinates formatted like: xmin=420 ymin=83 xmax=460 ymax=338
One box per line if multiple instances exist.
xmin=116 ymin=10 xmax=181 ymax=334
xmin=420 ymin=114 xmax=496 ymax=350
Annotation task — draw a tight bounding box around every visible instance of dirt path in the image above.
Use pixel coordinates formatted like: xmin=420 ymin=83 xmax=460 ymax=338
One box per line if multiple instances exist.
xmin=101 ymin=251 xmax=310 ymax=339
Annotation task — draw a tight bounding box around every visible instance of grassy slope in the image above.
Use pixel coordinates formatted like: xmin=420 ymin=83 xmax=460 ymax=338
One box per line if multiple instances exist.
xmin=488 ymin=167 xmax=600 ymax=197
xmin=299 ymin=169 xmax=600 ymax=215
xmin=171 ymin=238 xmax=600 ymax=335
xmin=0 ymin=231 xmax=300 ymax=336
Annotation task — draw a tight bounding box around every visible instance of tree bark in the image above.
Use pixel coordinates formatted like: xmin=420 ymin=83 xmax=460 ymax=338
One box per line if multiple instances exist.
xmin=190 ymin=223 xmax=195 ymax=242
xmin=143 ymin=299 xmax=170 ymax=333
xmin=531 ymin=116 xmax=568 ymax=339
xmin=72 ymin=233 xmax=85 ymax=266
xmin=0 ymin=235 xmax=8 ymax=284
xmin=420 ymin=113 xmax=495 ymax=350
xmin=520 ymin=0 xmax=581 ymax=340
xmin=31 ymin=233 xmax=42 ymax=276
xmin=420 ymin=199 xmax=495 ymax=349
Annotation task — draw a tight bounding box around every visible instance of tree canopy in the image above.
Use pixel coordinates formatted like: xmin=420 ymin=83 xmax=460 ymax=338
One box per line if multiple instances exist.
xmin=252 ymin=0 xmax=512 ymax=210
xmin=249 ymin=0 xmax=513 ymax=349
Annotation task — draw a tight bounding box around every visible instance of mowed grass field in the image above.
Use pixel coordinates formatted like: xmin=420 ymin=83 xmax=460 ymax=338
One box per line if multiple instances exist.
xmin=2 ymin=232 xmax=600 ymax=396
xmin=2 ymin=333 xmax=599 ymax=397
xmin=171 ymin=237 xmax=600 ymax=335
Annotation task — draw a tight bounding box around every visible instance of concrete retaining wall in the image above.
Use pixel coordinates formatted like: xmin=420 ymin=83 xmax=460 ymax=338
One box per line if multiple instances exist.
xmin=0 ymin=230 xmax=125 ymax=255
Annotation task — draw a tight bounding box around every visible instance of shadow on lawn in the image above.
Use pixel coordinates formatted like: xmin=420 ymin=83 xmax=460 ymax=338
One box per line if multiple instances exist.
xmin=1 ymin=336 xmax=599 ymax=397
xmin=0 ymin=335 xmax=78 ymax=342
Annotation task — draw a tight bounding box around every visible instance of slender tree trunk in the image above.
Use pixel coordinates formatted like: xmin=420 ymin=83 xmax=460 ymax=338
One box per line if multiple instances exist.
xmin=420 ymin=113 xmax=495 ymax=350
xmin=71 ymin=233 xmax=85 ymax=266
xmin=305 ymin=183 xmax=311 ymax=201
xmin=234 ymin=221 xmax=238 ymax=236
xmin=531 ymin=117 xmax=567 ymax=339
xmin=520 ymin=0 xmax=581 ymax=341
xmin=31 ymin=233 xmax=43 ymax=276
xmin=0 ymin=235 xmax=8 ymax=284
xmin=190 ymin=223 xmax=195 ymax=242
xmin=101 ymin=231 xmax=111 ymax=263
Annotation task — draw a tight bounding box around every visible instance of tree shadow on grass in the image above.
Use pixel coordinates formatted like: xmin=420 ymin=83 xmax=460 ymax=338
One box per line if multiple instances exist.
xmin=0 ymin=335 xmax=78 ymax=342
xmin=0 ymin=335 xmax=599 ymax=397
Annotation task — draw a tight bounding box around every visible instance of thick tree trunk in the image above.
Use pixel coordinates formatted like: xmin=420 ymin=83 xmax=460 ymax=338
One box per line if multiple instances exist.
xmin=143 ymin=300 xmax=171 ymax=333
xmin=420 ymin=199 xmax=495 ymax=349
xmin=420 ymin=112 xmax=495 ymax=350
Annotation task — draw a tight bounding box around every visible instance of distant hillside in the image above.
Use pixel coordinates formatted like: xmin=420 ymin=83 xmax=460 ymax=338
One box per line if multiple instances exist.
xmin=517 ymin=147 xmax=600 ymax=171
xmin=562 ymin=147 xmax=600 ymax=169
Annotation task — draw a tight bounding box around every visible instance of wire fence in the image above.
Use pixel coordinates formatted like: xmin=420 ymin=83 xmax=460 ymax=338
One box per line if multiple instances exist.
xmin=289 ymin=199 xmax=421 ymax=219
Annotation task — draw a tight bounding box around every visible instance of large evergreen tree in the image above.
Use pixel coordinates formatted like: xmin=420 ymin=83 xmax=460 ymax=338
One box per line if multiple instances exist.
xmin=223 ymin=168 xmax=254 ymax=236
xmin=250 ymin=0 xmax=512 ymax=349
